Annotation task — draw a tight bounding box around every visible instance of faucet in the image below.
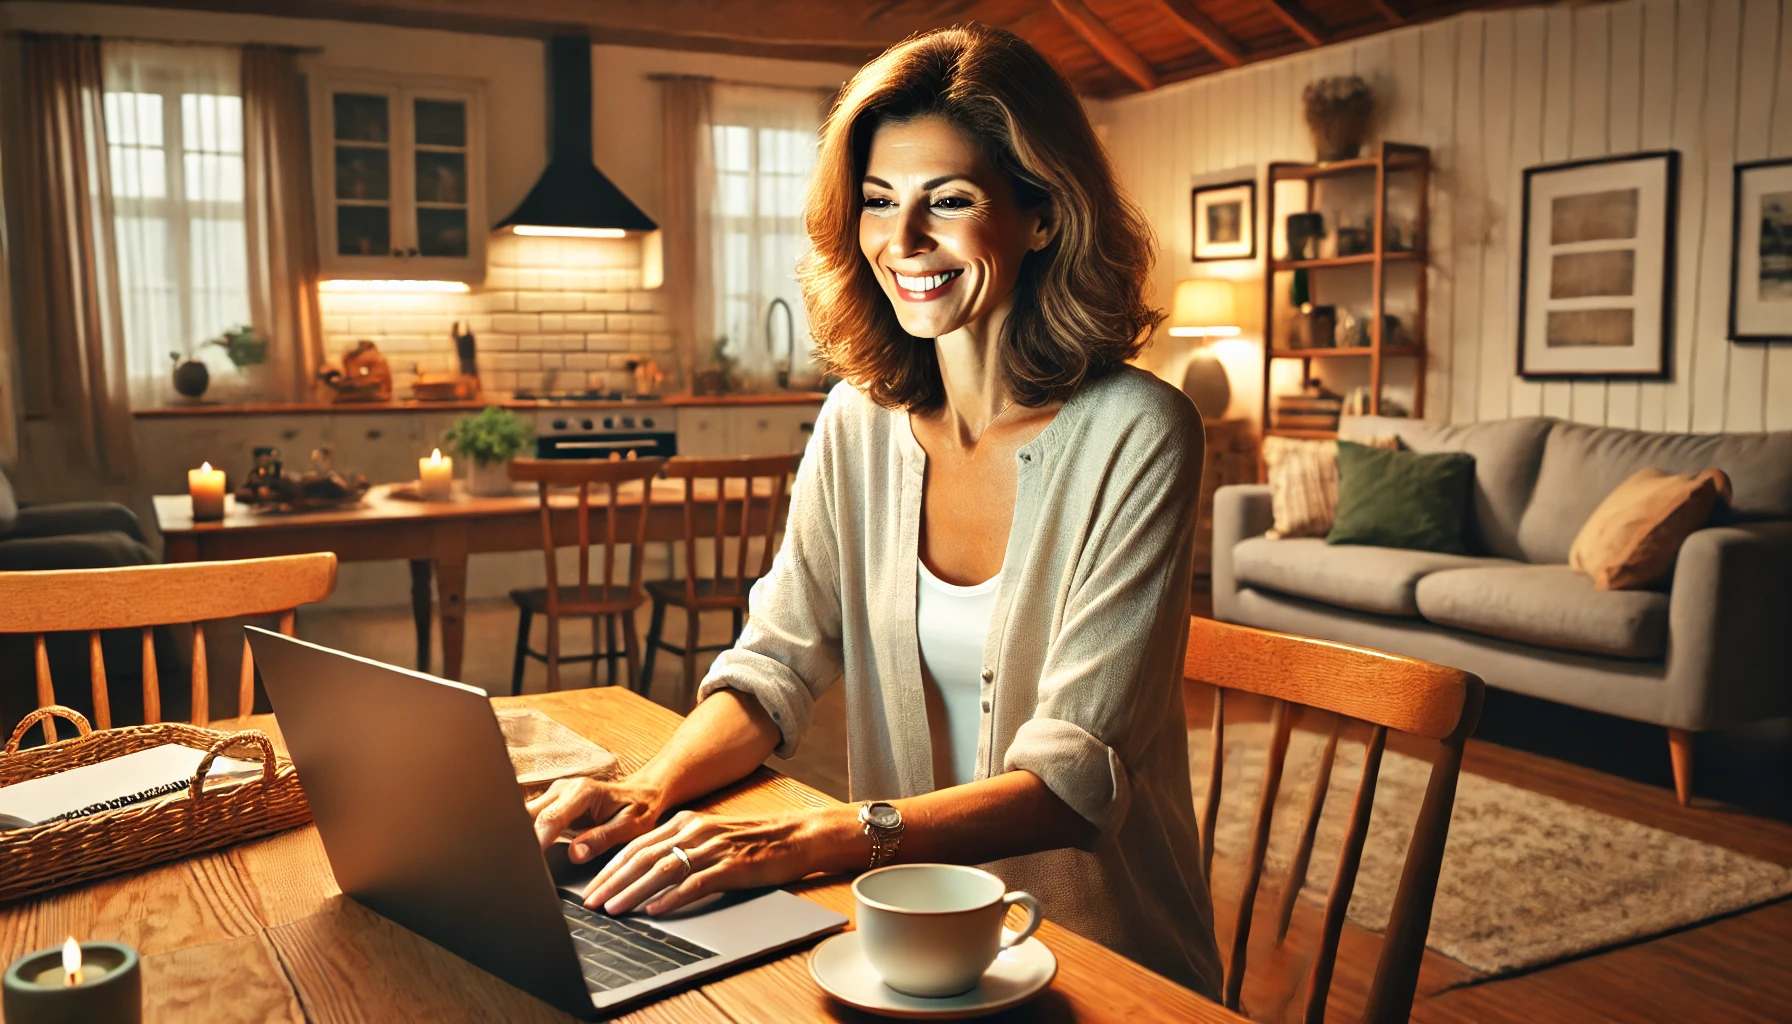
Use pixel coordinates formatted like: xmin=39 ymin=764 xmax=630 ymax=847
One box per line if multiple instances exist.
xmin=764 ymin=297 xmax=794 ymax=390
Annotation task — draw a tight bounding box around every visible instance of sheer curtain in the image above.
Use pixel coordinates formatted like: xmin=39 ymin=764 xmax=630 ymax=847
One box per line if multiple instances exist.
xmin=660 ymin=75 xmax=713 ymax=394
xmin=242 ymin=45 xmax=323 ymax=402
xmin=102 ymin=42 xmax=250 ymax=405
xmin=708 ymin=84 xmax=824 ymax=389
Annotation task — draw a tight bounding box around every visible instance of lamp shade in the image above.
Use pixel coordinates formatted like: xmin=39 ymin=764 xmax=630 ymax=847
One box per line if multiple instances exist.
xmin=1168 ymin=278 xmax=1240 ymax=338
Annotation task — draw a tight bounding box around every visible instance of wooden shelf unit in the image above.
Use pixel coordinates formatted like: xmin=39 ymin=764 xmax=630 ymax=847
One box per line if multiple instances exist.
xmin=1261 ymin=142 xmax=1431 ymax=439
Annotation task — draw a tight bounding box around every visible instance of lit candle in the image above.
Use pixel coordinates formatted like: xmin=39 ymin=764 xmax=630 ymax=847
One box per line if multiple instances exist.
xmin=187 ymin=461 xmax=226 ymax=521
xmin=419 ymin=448 xmax=454 ymax=501
xmin=4 ymin=937 xmax=140 ymax=1023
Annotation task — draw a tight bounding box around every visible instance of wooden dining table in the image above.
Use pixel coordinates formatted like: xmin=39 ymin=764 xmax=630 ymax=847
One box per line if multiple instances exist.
xmin=154 ymin=479 xmax=776 ymax=683
xmin=0 ymin=686 xmax=1242 ymax=1023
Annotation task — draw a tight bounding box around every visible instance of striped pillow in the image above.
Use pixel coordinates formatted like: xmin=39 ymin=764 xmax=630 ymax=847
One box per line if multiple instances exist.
xmin=1262 ymin=436 xmax=1398 ymax=539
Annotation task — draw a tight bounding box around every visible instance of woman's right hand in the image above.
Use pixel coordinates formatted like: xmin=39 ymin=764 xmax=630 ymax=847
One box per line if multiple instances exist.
xmin=526 ymin=776 xmax=666 ymax=865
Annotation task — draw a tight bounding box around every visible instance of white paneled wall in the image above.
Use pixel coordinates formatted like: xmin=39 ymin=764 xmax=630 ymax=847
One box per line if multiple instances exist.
xmin=1096 ymin=0 xmax=1792 ymax=434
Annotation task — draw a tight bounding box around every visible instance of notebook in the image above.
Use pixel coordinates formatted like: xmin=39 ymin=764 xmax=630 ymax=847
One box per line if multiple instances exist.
xmin=0 ymin=743 xmax=267 ymax=831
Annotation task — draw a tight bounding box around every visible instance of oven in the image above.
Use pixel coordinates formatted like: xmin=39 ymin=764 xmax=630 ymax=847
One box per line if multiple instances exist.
xmin=533 ymin=407 xmax=678 ymax=460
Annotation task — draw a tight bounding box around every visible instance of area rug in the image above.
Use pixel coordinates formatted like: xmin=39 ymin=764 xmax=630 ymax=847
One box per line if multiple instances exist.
xmin=1188 ymin=723 xmax=1792 ymax=976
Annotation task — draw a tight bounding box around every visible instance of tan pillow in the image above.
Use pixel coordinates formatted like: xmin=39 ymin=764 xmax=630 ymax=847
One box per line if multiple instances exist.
xmin=1261 ymin=435 xmax=1397 ymax=539
xmin=1569 ymin=467 xmax=1733 ymax=590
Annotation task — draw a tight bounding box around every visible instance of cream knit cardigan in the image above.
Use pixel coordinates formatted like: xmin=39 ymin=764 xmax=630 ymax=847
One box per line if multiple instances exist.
xmin=698 ymin=366 xmax=1224 ymax=998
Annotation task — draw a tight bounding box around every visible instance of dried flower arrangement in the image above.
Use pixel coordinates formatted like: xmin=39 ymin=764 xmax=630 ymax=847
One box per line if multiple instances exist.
xmin=1302 ymin=75 xmax=1375 ymax=162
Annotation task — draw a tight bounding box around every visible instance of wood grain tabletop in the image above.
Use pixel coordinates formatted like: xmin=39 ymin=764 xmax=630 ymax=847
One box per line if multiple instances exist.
xmin=0 ymin=687 xmax=1243 ymax=1023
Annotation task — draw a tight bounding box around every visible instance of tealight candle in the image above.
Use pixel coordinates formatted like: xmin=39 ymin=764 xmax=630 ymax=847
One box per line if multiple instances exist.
xmin=187 ymin=461 xmax=226 ymax=521
xmin=3 ymin=938 xmax=140 ymax=1024
xmin=419 ymin=448 xmax=454 ymax=501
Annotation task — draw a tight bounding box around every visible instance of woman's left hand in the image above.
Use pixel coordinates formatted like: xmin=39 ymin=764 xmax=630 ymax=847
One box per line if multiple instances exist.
xmin=582 ymin=807 xmax=853 ymax=916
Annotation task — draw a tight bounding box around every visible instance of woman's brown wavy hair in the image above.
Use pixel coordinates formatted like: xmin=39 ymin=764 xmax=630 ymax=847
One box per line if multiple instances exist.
xmin=797 ymin=24 xmax=1159 ymax=412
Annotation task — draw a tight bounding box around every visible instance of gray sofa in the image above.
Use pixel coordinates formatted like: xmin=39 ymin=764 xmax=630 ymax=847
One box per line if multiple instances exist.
xmin=1213 ymin=416 xmax=1792 ymax=804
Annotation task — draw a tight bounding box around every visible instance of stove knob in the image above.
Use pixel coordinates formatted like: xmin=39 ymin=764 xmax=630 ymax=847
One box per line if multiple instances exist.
xmin=622 ymin=417 xmax=636 ymax=429
xmin=552 ymin=419 xmax=568 ymax=431
xmin=642 ymin=417 xmax=655 ymax=429
xmin=581 ymin=418 xmax=594 ymax=431
xmin=603 ymin=417 xmax=614 ymax=429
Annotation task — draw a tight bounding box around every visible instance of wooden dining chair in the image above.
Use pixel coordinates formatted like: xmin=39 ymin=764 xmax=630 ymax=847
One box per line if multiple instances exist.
xmin=507 ymin=456 xmax=667 ymax=694
xmin=641 ymin=453 xmax=799 ymax=706
xmin=0 ymin=553 xmax=339 ymax=744
xmin=1184 ymin=617 xmax=1484 ymax=1024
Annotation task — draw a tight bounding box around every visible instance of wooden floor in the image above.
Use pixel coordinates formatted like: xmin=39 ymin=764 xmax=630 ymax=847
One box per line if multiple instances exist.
xmin=303 ymin=595 xmax=1792 ymax=1024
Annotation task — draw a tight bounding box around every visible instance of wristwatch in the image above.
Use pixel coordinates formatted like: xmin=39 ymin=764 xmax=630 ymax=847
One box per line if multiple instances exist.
xmin=858 ymin=801 xmax=904 ymax=869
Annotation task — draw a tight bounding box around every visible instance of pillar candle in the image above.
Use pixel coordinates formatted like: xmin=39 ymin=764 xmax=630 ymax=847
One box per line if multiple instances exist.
xmin=187 ymin=462 xmax=226 ymax=522
xmin=420 ymin=448 xmax=454 ymax=501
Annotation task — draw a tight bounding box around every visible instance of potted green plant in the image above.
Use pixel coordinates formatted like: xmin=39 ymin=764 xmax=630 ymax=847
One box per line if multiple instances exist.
xmin=443 ymin=406 xmax=533 ymax=496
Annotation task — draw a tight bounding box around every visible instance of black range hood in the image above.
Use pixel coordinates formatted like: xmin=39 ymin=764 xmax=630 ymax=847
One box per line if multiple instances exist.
xmin=496 ymin=34 xmax=657 ymax=235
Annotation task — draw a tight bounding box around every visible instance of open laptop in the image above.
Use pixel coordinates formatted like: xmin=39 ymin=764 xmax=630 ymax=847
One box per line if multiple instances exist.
xmin=245 ymin=627 xmax=846 ymax=1019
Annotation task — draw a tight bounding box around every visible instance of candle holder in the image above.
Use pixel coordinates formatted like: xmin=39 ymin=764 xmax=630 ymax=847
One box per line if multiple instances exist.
xmin=4 ymin=941 xmax=141 ymax=1024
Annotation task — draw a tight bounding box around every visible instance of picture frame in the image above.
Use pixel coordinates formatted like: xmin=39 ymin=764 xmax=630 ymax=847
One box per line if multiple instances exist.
xmin=1729 ymin=157 xmax=1792 ymax=342
xmin=1190 ymin=179 xmax=1256 ymax=262
xmin=1517 ymin=151 xmax=1679 ymax=380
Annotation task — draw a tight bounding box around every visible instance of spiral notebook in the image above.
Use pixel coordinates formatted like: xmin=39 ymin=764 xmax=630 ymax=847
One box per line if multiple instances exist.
xmin=0 ymin=743 xmax=266 ymax=831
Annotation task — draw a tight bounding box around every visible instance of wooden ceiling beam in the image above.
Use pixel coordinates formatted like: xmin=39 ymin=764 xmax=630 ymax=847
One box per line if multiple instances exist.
xmin=1048 ymin=0 xmax=1160 ymax=91
xmin=1145 ymin=0 xmax=1245 ymax=67
xmin=1368 ymin=0 xmax=1408 ymax=24
xmin=1259 ymin=0 xmax=1330 ymax=47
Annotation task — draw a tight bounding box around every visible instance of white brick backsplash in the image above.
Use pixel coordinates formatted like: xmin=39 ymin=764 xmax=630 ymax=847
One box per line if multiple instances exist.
xmin=490 ymin=313 xmax=539 ymax=333
xmin=584 ymin=293 xmax=629 ymax=312
xmin=563 ymin=352 xmax=608 ymax=370
xmin=563 ymin=313 xmax=608 ymax=332
xmin=540 ymin=334 xmax=586 ymax=351
xmin=484 ymin=370 xmax=518 ymax=392
xmin=538 ymin=313 xmax=565 ymax=331
xmin=478 ymin=291 xmax=517 ymax=312
xmin=483 ymin=352 xmax=540 ymax=371
xmin=628 ymin=291 xmax=663 ymax=312
xmin=516 ymin=371 xmax=547 ymax=391
xmin=586 ymin=333 xmax=632 ymax=351
xmin=517 ymin=291 xmax=584 ymax=312
xmin=374 ymin=334 xmax=432 ymax=352
xmin=537 ymin=353 xmax=564 ymax=369
xmin=478 ymin=333 xmax=518 ymax=351
xmin=641 ymin=333 xmax=673 ymax=351
xmin=322 ymin=315 xmax=350 ymax=333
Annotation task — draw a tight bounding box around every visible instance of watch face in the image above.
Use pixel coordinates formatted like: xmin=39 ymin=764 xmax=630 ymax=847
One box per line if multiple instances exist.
xmin=866 ymin=803 xmax=901 ymax=830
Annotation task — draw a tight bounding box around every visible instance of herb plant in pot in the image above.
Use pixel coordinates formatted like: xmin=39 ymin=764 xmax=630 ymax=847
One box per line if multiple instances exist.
xmin=444 ymin=406 xmax=533 ymax=497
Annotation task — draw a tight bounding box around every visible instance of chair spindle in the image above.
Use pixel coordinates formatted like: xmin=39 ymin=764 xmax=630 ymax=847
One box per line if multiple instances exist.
xmin=1276 ymin=713 xmax=1343 ymax=944
xmin=190 ymin=622 xmax=210 ymax=726
xmin=239 ymin=635 xmax=256 ymax=719
xmin=89 ymin=631 xmax=111 ymax=730
xmin=1225 ymin=697 xmax=1293 ymax=1011
xmin=141 ymin=626 xmax=160 ymax=725
xmin=1202 ymin=686 xmax=1225 ymax=879
xmin=33 ymin=634 xmax=55 ymax=743
xmin=1302 ymin=722 xmax=1387 ymax=1024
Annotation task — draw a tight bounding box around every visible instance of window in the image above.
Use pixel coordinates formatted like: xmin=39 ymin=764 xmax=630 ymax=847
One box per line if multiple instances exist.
xmin=103 ymin=43 xmax=249 ymax=393
xmin=710 ymin=85 xmax=823 ymax=384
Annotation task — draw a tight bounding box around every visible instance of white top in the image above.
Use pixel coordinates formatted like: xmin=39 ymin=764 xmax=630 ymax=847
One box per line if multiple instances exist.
xmin=698 ymin=367 xmax=1222 ymax=997
xmin=915 ymin=559 xmax=1001 ymax=789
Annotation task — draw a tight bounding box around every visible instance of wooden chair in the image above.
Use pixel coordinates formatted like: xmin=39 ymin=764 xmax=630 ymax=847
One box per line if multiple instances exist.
xmin=1184 ymin=617 xmax=1484 ymax=1024
xmin=0 ymin=553 xmax=339 ymax=743
xmin=507 ymin=457 xmax=666 ymax=694
xmin=641 ymin=453 xmax=798 ymax=705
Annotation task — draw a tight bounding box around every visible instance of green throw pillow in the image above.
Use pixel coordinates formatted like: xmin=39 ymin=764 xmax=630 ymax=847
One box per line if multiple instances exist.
xmin=1327 ymin=441 xmax=1475 ymax=554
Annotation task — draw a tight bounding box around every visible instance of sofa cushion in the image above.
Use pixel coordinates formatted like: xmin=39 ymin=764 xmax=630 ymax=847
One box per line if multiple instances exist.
xmin=1415 ymin=564 xmax=1669 ymax=659
xmin=1516 ymin=421 xmax=1792 ymax=564
xmin=1329 ymin=442 xmax=1476 ymax=554
xmin=1233 ymin=536 xmax=1515 ymax=617
xmin=1340 ymin=415 xmax=1552 ymax=560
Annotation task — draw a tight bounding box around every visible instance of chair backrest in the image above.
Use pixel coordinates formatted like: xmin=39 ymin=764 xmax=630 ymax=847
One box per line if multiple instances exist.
xmin=0 ymin=553 xmax=339 ymax=740
xmin=1183 ymin=617 xmax=1483 ymax=1024
xmin=508 ymin=457 xmax=667 ymax=613
xmin=662 ymin=454 xmax=799 ymax=607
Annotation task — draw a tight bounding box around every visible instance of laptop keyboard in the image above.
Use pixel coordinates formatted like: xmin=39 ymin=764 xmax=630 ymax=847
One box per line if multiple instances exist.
xmin=560 ymin=898 xmax=718 ymax=993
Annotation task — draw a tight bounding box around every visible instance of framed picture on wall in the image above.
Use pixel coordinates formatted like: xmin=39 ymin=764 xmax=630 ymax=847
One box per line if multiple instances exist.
xmin=1190 ymin=180 xmax=1255 ymax=262
xmin=1730 ymin=158 xmax=1792 ymax=342
xmin=1517 ymin=151 xmax=1679 ymax=379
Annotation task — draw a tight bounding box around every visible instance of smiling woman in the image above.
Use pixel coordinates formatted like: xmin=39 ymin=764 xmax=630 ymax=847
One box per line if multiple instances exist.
xmin=527 ymin=24 xmax=1222 ymax=1004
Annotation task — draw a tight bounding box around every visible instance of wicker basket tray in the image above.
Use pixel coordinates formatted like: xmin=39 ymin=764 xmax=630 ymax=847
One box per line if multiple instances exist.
xmin=0 ymin=706 xmax=313 ymax=904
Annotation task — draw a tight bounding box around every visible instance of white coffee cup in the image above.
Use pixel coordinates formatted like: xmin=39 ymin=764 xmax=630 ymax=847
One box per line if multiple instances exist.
xmin=851 ymin=863 xmax=1043 ymax=998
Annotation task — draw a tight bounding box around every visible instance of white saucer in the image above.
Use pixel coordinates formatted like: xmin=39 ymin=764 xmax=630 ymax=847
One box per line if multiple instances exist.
xmin=808 ymin=931 xmax=1057 ymax=1020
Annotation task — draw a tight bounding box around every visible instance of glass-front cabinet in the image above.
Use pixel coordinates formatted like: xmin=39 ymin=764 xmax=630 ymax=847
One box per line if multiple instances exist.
xmin=308 ymin=72 xmax=486 ymax=282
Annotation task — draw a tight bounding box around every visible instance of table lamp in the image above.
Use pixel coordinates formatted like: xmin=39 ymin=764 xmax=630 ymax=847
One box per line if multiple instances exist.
xmin=1168 ymin=278 xmax=1239 ymax=419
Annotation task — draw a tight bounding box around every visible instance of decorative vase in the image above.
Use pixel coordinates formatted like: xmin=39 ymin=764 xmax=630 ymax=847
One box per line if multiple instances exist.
xmin=1303 ymin=75 xmax=1374 ymax=163
xmin=466 ymin=458 xmax=515 ymax=497
xmin=171 ymin=358 xmax=210 ymax=399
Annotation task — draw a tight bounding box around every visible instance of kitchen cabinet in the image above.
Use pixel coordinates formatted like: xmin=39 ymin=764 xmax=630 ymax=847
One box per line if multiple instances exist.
xmin=674 ymin=404 xmax=815 ymax=458
xmin=675 ymin=408 xmax=732 ymax=457
xmin=309 ymin=71 xmax=487 ymax=283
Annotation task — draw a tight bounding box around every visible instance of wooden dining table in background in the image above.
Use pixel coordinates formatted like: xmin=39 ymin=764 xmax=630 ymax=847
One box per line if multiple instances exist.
xmin=154 ymin=479 xmax=778 ymax=682
xmin=0 ymin=686 xmax=1240 ymax=1023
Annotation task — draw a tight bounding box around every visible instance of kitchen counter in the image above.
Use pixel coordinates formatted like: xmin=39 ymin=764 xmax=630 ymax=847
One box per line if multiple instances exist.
xmin=133 ymin=392 xmax=829 ymax=417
